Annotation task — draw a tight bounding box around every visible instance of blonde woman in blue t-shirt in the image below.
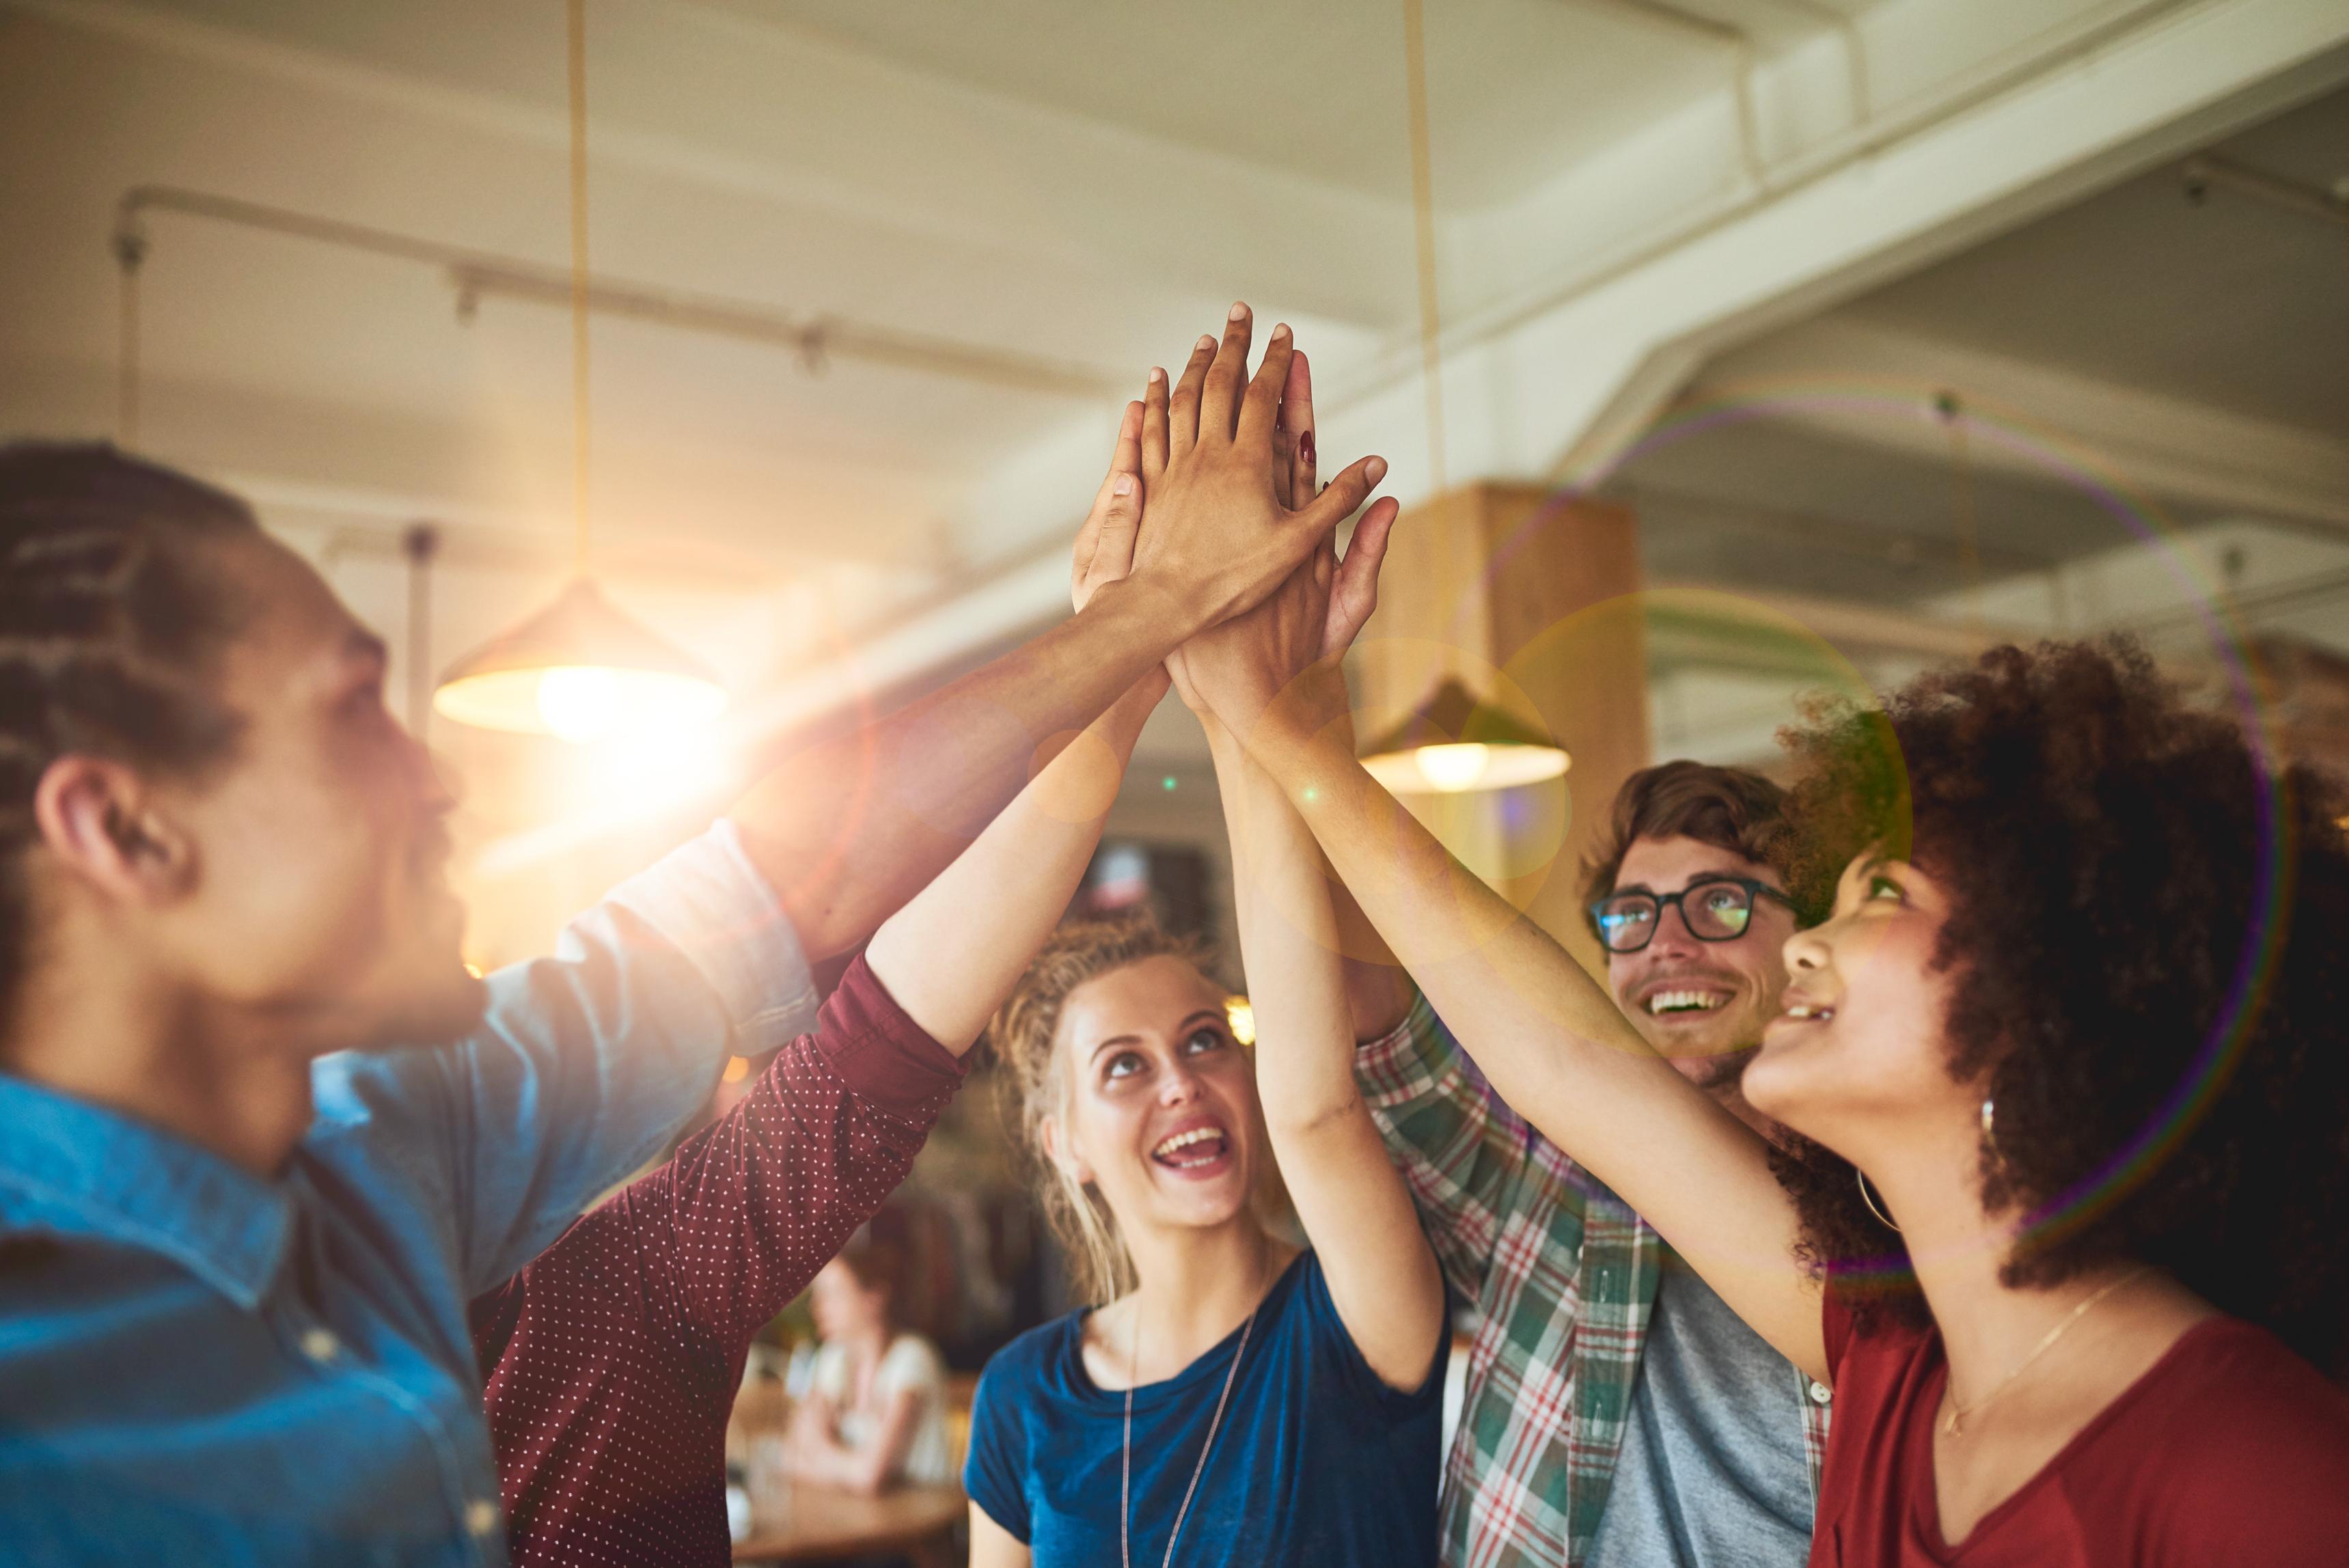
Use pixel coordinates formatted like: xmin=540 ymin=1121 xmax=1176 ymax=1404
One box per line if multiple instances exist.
xmin=965 ymin=319 xmax=1444 ymax=1568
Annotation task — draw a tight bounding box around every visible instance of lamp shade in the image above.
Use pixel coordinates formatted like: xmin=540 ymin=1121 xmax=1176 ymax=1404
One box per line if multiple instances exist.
xmin=1359 ymin=676 xmax=1570 ymax=795
xmin=432 ymin=577 xmax=726 ymax=743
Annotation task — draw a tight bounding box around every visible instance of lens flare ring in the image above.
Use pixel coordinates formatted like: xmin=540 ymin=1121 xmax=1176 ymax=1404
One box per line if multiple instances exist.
xmin=1487 ymin=378 xmax=2292 ymax=1284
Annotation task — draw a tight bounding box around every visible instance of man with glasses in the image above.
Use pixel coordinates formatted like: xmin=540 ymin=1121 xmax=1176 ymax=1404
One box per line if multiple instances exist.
xmin=1345 ymin=760 xmax=1827 ymax=1568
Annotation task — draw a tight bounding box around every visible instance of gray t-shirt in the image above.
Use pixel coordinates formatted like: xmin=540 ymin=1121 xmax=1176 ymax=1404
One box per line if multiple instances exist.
xmin=1584 ymin=1254 xmax=1815 ymax=1568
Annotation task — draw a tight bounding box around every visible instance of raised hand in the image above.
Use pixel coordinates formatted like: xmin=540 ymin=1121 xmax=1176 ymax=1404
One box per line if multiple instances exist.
xmin=1260 ymin=348 xmax=1400 ymax=662
xmin=1065 ymin=379 xmax=1173 ymax=714
xmin=1069 ymin=388 xmax=1150 ymax=614
xmin=1123 ymin=305 xmax=1388 ymax=640
xmin=1149 ymin=338 xmax=1399 ymax=747
xmin=1151 ymin=340 xmax=1398 ymax=693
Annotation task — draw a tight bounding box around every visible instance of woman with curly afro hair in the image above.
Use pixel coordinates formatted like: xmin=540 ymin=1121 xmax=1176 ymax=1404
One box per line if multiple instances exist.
xmin=1211 ymin=627 xmax=2349 ymax=1567
xmin=1746 ymin=637 xmax=2349 ymax=1563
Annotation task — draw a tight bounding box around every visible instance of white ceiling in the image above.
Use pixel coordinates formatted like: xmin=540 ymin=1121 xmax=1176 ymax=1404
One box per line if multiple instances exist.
xmin=1843 ymin=85 xmax=2349 ymax=439
xmin=1613 ymin=79 xmax=2349 ymax=713
xmin=0 ymin=0 xmax=1919 ymax=592
xmin=4 ymin=0 xmax=2345 ymax=946
xmin=731 ymin=0 xmax=1742 ymax=210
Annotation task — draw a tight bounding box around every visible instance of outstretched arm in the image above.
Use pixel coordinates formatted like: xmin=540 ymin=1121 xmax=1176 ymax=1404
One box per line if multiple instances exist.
xmin=864 ymin=667 xmax=1164 ymax=1054
xmin=1149 ymin=329 xmax=1819 ymax=1377
xmin=1158 ymin=343 xmax=1437 ymax=1390
xmin=476 ymin=596 xmax=1168 ymax=1386
xmin=730 ymin=305 xmax=1389 ymax=963
xmin=1215 ymin=723 xmax=1444 ymax=1389
xmin=1230 ymin=668 xmax=1826 ymax=1381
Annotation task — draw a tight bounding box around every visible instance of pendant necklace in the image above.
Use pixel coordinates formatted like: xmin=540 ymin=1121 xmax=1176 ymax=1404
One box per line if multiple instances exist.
xmin=1942 ymin=1266 xmax=2149 ymax=1436
xmin=1120 ymin=1293 xmax=1259 ymax=1568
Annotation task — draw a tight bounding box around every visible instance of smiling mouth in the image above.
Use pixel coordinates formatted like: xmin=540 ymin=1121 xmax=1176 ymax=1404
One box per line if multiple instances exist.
xmin=1151 ymin=1127 xmax=1230 ymax=1170
xmin=1645 ymin=988 xmax=1733 ymax=1017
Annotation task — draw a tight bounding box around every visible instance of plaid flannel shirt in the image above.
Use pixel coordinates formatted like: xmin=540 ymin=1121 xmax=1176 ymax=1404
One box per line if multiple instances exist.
xmin=1358 ymin=996 xmax=1830 ymax=1568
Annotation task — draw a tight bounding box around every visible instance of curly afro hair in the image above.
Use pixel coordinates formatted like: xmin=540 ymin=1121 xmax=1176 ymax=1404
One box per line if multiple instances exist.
xmin=1768 ymin=638 xmax=2349 ymax=1373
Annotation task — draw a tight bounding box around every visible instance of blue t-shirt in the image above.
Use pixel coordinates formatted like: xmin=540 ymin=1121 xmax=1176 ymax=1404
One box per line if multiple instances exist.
xmin=965 ymin=1250 xmax=1444 ymax=1567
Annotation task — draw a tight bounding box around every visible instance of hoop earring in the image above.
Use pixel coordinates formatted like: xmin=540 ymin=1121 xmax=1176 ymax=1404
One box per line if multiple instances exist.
xmin=1858 ymin=1168 xmax=1901 ymax=1232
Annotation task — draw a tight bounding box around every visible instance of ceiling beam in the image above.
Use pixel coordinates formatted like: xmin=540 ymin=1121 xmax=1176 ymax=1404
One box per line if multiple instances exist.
xmin=1688 ymin=314 xmax=2349 ymax=534
xmin=1317 ymin=0 xmax=2349 ymax=522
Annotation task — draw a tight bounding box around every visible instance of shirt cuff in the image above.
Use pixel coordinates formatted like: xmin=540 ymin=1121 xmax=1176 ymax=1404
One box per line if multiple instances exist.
xmin=814 ymin=955 xmax=970 ymax=1118
xmin=604 ymin=819 xmax=820 ymax=1056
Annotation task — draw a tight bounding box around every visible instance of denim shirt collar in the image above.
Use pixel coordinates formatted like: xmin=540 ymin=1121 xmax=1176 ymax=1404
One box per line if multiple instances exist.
xmin=0 ymin=1073 xmax=293 ymax=1310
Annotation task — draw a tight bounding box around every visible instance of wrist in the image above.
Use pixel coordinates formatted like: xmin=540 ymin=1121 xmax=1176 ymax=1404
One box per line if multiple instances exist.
xmin=1202 ymin=713 xmax=1248 ymax=772
xmin=1246 ymin=703 xmax=1347 ymax=803
xmin=1121 ymin=564 xmax=1222 ymax=643
xmin=1076 ymin=574 xmax=1191 ymax=655
xmin=1095 ymin=677 xmax=1164 ymax=754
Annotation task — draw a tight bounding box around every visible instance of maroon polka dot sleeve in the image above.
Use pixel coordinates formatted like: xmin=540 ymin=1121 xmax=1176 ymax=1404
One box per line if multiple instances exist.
xmin=468 ymin=953 xmax=966 ymax=1567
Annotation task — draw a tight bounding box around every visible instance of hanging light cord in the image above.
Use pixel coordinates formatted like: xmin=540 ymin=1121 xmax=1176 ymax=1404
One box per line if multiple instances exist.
xmin=1401 ymin=0 xmax=1447 ymax=498
xmin=567 ymin=0 xmax=592 ymax=578
xmin=114 ymin=224 xmax=147 ymax=448
xmin=1938 ymin=391 xmax=1986 ymax=642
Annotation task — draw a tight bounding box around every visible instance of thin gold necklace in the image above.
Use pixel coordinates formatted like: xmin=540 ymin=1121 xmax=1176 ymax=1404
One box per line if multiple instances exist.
xmin=1942 ymin=1267 xmax=2149 ymax=1436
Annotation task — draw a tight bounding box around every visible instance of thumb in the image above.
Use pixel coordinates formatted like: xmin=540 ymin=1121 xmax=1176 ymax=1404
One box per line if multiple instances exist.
xmin=1073 ymin=401 xmax=1143 ymax=583
xmin=1093 ymin=402 xmax=1148 ymax=573
xmin=1322 ymin=496 xmax=1397 ymax=659
xmin=1295 ymin=453 xmax=1388 ymax=537
xmin=1097 ymin=471 xmax=1142 ymax=575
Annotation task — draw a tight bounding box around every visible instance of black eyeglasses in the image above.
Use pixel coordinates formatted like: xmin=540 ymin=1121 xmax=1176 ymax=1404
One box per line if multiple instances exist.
xmin=1588 ymin=877 xmax=1795 ymax=954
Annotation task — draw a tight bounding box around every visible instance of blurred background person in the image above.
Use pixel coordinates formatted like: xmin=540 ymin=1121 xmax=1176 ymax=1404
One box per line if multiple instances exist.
xmin=782 ymin=1239 xmax=957 ymax=1494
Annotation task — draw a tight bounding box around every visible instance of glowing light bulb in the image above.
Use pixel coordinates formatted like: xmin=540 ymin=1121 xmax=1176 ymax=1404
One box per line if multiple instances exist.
xmin=1414 ymin=742 xmax=1492 ymax=793
xmin=536 ymin=666 xmax=621 ymax=744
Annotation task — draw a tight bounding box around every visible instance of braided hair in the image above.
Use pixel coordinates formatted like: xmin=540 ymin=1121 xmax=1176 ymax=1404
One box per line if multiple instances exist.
xmin=0 ymin=443 xmax=258 ymax=1036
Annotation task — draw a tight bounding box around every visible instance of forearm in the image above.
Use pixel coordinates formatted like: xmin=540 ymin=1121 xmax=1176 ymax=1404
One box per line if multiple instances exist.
xmin=798 ymin=1434 xmax=891 ymax=1494
xmin=863 ymin=674 xmax=1160 ymax=1054
xmin=1213 ymin=730 xmax=1356 ymax=1129
xmin=1334 ymin=878 xmax=1416 ymax=1042
xmin=1211 ymin=726 xmax=1444 ymax=1387
xmin=1250 ymin=714 xmax=1826 ymax=1373
xmin=542 ymin=976 xmax=961 ymax=1352
xmin=730 ymin=577 xmax=1192 ymax=961
xmin=1256 ymin=718 xmax=1666 ymax=1129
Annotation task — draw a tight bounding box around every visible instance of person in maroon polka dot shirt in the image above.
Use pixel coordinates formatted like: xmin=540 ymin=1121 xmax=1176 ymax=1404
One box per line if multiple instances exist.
xmin=468 ymin=322 xmax=1400 ymax=1567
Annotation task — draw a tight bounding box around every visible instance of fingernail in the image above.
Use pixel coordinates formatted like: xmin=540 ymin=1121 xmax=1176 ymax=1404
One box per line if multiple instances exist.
xmin=1299 ymin=430 xmax=1315 ymax=464
xmin=1366 ymin=456 xmax=1388 ymax=484
xmin=1272 ymin=322 xmax=1291 ymax=341
xmin=1228 ymin=301 xmax=1248 ymax=322
xmin=1149 ymin=367 xmax=1166 ymax=385
xmin=1196 ymin=334 xmax=1217 ymax=352
xmin=1112 ymin=475 xmax=1134 ymax=497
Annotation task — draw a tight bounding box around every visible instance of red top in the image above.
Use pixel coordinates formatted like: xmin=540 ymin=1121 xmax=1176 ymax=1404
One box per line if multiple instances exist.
xmin=469 ymin=955 xmax=966 ymax=1567
xmin=1811 ymin=1286 xmax=2349 ymax=1566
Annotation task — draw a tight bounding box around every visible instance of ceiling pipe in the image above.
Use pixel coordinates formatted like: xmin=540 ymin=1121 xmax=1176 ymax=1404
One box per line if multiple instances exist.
xmin=444 ymin=258 xmax=1117 ymax=398
xmin=2180 ymin=154 xmax=2349 ymax=230
xmin=1329 ymin=0 xmax=2203 ymax=437
xmin=111 ymin=184 xmax=1123 ymax=400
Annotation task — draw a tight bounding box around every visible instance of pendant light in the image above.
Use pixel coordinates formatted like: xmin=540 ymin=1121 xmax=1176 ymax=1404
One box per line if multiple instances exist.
xmin=1360 ymin=677 xmax=1570 ymax=795
xmin=1356 ymin=1 xmax=1571 ymax=799
xmin=434 ymin=0 xmax=725 ymax=743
